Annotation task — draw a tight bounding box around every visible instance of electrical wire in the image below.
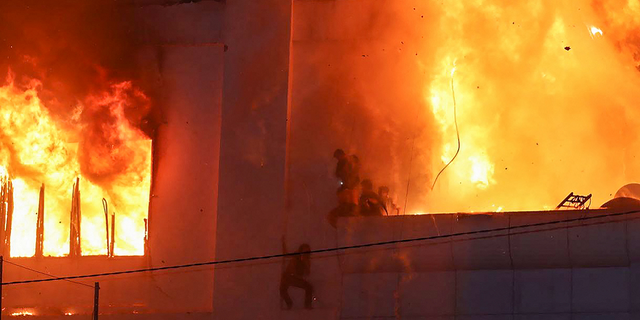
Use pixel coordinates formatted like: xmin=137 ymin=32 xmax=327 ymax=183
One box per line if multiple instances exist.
xmin=3 ymin=259 xmax=93 ymax=288
xmin=431 ymin=73 xmax=461 ymax=190
xmin=2 ymin=209 xmax=640 ymax=286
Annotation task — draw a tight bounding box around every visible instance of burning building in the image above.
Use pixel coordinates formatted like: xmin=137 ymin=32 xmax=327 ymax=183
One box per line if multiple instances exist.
xmin=1 ymin=0 xmax=640 ymax=319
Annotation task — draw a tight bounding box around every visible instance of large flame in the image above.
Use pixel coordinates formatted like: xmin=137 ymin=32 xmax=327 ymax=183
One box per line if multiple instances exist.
xmin=421 ymin=1 xmax=640 ymax=213
xmin=0 ymin=76 xmax=151 ymax=257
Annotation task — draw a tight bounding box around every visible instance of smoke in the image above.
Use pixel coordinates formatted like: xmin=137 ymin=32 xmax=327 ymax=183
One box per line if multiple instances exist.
xmin=291 ymin=0 xmax=640 ymax=213
xmin=290 ymin=1 xmax=440 ymax=213
xmin=0 ymin=1 xmax=153 ymax=187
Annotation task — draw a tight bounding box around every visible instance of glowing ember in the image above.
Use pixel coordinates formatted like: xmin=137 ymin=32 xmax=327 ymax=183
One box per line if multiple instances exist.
xmin=0 ymin=76 xmax=151 ymax=257
xmin=589 ymin=26 xmax=604 ymax=37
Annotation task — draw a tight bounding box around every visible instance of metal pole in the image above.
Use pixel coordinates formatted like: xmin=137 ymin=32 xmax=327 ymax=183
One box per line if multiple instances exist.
xmin=93 ymin=282 xmax=99 ymax=320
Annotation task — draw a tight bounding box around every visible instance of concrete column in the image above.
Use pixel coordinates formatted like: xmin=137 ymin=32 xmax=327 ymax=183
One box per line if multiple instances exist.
xmin=147 ymin=44 xmax=223 ymax=312
xmin=213 ymin=0 xmax=293 ymax=319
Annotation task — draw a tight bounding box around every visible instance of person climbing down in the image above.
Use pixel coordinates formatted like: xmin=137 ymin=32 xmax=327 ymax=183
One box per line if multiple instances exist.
xmin=328 ymin=149 xmax=361 ymax=227
xmin=334 ymin=148 xmax=360 ymax=191
xmin=280 ymin=240 xmax=314 ymax=310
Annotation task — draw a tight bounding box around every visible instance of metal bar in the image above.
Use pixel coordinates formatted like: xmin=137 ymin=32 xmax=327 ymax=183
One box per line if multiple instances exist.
xmin=76 ymin=178 xmax=81 ymax=257
xmin=69 ymin=178 xmax=82 ymax=257
xmin=35 ymin=184 xmax=45 ymax=258
xmin=69 ymin=181 xmax=76 ymax=257
xmin=92 ymin=282 xmax=99 ymax=320
xmin=0 ymin=179 xmax=6 ymax=257
xmin=144 ymin=218 xmax=149 ymax=256
xmin=5 ymin=181 xmax=13 ymax=256
xmin=109 ymin=214 xmax=115 ymax=257
xmin=555 ymin=192 xmax=574 ymax=209
xmin=102 ymin=199 xmax=109 ymax=257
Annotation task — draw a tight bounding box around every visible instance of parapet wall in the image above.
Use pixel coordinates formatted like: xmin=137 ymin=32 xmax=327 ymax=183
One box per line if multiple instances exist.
xmin=332 ymin=209 xmax=640 ymax=319
xmin=337 ymin=209 xmax=636 ymax=272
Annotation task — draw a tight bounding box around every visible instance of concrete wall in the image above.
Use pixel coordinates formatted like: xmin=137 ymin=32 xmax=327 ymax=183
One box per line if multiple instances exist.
xmin=212 ymin=0 xmax=293 ymax=319
xmin=332 ymin=210 xmax=640 ymax=319
xmin=146 ymin=43 xmax=222 ymax=313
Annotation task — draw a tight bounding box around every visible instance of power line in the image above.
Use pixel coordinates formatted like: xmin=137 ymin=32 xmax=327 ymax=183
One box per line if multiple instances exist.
xmin=3 ymin=259 xmax=93 ymax=288
xmin=2 ymin=209 xmax=639 ymax=286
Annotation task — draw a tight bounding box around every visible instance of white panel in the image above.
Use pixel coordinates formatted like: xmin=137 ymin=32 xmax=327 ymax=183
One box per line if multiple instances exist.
xmin=572 ymin=313 xmax=630 ymax=320
xmin=572 ymin=268 xmax=630 ymax=313
xmin=626 ymin=219 xmax=640 ymax=262
xmin=399 ymin=272 xmax=456 ymax=316
xmin=456 ymin=270 xmax=513 ymax=315
xmin=630 ymin=265 xmax=640 ymax=312
xmin=341 ymin=273 xmax=399 ymax=318
xmin=514 ymin=315 xmax=570 ymax=320
xmin=509 ymin=212 xmax=571 ymax=269
xmin=514 ymin=269 xmax=571 ymax=314
xmin=453 ymin=214 xmax=511 ymax=270
xmin=338 ymin=217 xmax=404 ymax=273
xmin=399 ymin=215 xmax=455 ymax=272
xmin=568 ymin=221 xmax=628 ymax=267
xmin=457 ymin=315 xmax=513 ymax=320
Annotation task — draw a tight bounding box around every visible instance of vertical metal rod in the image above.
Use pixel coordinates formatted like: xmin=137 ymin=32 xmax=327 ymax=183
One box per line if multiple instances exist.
xmin=35 ymin=184 xmax=44 ymax=258
xmin=102 ymin=199 xmax=109 ymax=257
xmin=69 ymin=178 xmax=82 ymax=257
xmin=92 ymin=282 xmax=99 ymax=320
xmin=143 ymin=218 xmax=149 ymax=256
xmin=69 ymin=181 xmax=77 ymax=257
xmin=5 ymin=181 xmax=13 ymax=256
xmin=109 ymin=214 xmax=115 ymax=257
xmin=0 ymin=179 xmax=6 ymax=257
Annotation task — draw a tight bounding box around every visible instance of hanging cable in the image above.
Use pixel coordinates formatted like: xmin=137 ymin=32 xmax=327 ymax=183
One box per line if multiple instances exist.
xmin=431 ymin=66 xmax=461 ymax=190
xmin=4 ymin=259 xmax=93 ymax=288
xmin=2 ymin=209 xmax=640 ymax=286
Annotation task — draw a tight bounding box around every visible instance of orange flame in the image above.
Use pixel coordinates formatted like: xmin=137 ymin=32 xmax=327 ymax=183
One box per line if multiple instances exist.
xmin=0 ymin=76 xmax=151 ymax=257
xmin=420 ymin=2 xmax=640 ymax=213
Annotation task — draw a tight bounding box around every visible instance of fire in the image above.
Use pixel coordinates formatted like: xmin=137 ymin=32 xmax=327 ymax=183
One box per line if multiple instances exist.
xmin=420 ymin=1 xmax=640 ymax=213
xmin=10 ymin=310 xmax=34 ymax=316
xmin=0 ymin=76 xmax=151 ymax=257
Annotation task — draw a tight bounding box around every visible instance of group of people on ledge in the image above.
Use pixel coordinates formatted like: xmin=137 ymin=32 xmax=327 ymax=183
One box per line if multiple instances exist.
xmin=327 ymin=148 xmax=400 ymax=227
xmin=279 ymin=148 xmax=404 ymax=310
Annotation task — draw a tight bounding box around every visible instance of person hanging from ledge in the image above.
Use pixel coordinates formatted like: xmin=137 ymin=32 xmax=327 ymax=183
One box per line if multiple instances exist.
xmin=359 ymin=179 xmax=384 ymax=216
xmin=280 ymin=239 xmax=314 ymax=310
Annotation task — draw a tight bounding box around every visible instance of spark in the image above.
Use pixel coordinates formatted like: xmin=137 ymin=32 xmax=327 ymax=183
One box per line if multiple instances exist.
xmin=589 ymin=26 xmax=603 ymax=37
